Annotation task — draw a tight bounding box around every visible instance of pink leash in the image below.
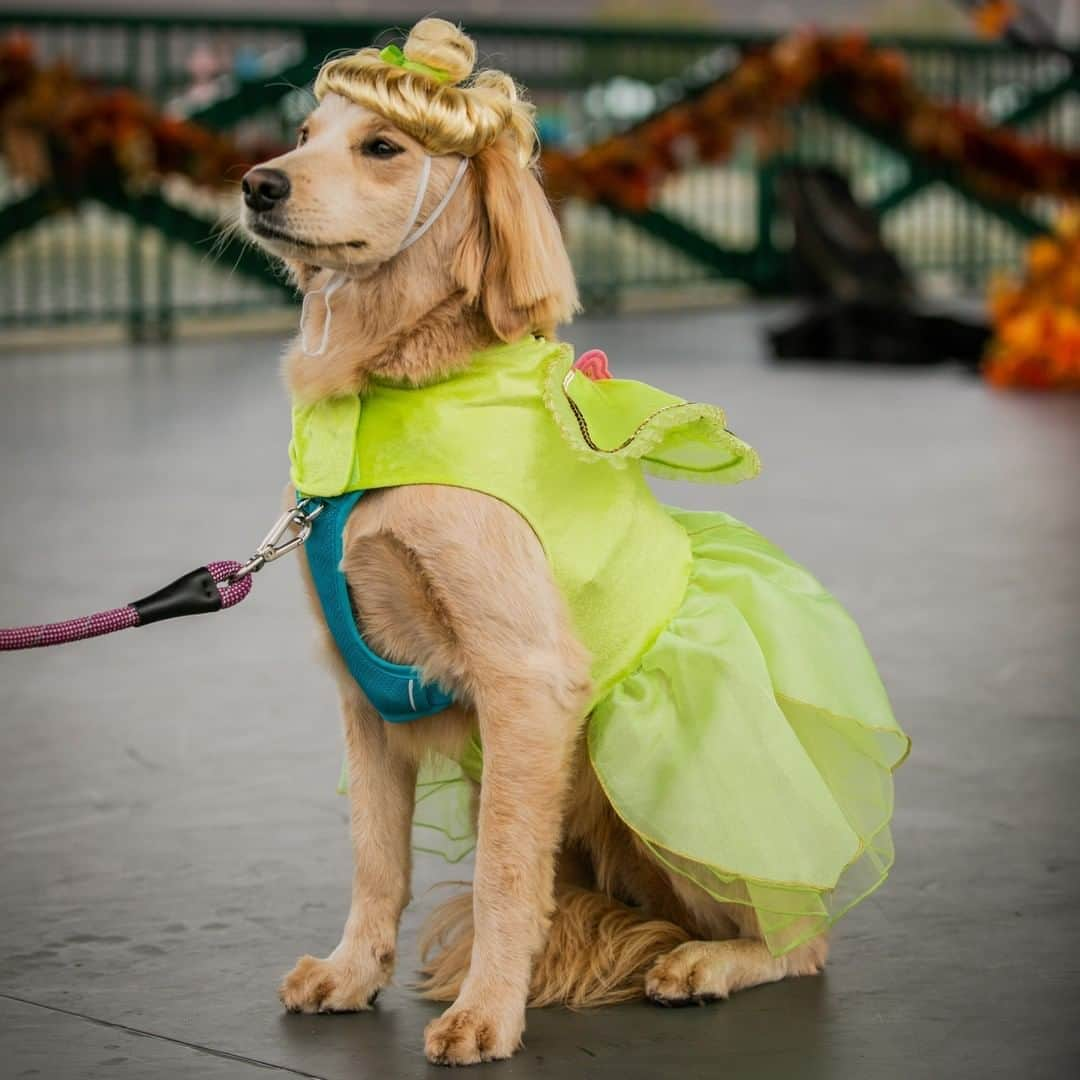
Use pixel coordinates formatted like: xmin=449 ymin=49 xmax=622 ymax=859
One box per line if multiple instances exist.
xmin=0 ymin=562 xmax=252 ymax=651
xmin=0 ymin=500 xmax=323 ymax=652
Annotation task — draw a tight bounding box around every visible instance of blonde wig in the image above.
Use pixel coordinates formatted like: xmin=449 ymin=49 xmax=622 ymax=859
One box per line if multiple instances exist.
xmin=314 ymin=18 xmax=538 ymax=167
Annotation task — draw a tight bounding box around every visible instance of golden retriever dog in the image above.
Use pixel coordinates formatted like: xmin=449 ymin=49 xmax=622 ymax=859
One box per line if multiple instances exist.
xmin=241 ymin=18 xmax=827 ymax=1067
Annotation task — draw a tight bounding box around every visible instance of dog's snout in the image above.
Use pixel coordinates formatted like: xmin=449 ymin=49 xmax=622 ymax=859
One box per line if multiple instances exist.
xmin=242 ymin=167 xmax=291 ymax=212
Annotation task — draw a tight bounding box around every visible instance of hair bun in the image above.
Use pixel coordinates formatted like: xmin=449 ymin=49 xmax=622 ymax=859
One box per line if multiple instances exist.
xmin=403 ymin=18 xmax=476 ymax=85
xmin=471 ymin=70 xmax=519 ymax=103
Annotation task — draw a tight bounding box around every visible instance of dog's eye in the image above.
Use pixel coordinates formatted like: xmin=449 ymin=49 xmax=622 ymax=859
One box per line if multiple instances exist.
xmin=297 ymin=127 xmax=309 ymax=147
xmin=361 ymin=137 xmax=403 ymax=159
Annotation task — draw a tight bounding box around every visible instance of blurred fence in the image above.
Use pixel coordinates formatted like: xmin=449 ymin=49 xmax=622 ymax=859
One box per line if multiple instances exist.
xmin=0 ymin=11 xmax=1077 ymax=337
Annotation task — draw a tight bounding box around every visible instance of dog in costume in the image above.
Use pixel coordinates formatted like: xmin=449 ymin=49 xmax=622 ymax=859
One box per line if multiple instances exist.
xmin=241 ymin=18 xmax=909 ymax=1066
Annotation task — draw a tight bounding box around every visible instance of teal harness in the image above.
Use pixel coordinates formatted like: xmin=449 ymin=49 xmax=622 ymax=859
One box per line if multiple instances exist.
xmin=302 ymin=491 xmax=455 ymax=723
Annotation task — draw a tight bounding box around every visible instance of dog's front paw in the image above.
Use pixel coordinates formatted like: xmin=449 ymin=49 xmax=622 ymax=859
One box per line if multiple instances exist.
xmin=424 ymin=1005 xmax=523 ymax=1066
xmin=279 ymin=952 xmax=388 ymax=1014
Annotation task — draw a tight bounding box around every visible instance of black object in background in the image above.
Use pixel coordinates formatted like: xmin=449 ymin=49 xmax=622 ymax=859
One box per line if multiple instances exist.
xmin=767 ymin=167 xmax=991 ymax=370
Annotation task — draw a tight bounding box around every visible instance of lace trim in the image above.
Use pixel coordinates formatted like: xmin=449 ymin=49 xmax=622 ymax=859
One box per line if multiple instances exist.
xmin=542 ymin=348 xmax=762 ymax=483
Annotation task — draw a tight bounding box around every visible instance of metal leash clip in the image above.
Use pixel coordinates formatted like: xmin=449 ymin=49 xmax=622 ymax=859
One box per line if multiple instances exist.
xmin=228 ymin=498 xmax=325 ymax=584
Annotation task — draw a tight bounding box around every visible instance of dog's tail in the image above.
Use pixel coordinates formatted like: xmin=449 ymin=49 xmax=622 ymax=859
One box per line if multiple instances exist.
xmin=417 ymin=884 xmax=689 ymax=1007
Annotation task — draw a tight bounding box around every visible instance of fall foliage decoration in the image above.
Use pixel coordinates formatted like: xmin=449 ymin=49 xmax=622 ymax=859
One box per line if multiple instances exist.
xmin=984 ymin=210 xmax=1080 ymax=389
xmin=970 ymin=1 xmax=1019 ymax=39
xmin=0 ymin=34 xmax=277 ymax=198
xmin=540 ymin=30 xmax=1080 ymax=211
xmin=3 ymin=30 xmax=1078 ymax=214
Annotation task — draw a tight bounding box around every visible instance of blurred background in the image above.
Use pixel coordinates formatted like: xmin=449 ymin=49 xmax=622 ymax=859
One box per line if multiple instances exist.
xmin=1 ymin=5 xmax=1079 ymax=1079
xmin=0 ymin=0 xmax=1077 ymax=377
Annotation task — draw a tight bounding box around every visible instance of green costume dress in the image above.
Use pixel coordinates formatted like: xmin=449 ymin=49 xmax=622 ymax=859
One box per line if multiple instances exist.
xmin=290 ymin=335 xmax=909 ymax=956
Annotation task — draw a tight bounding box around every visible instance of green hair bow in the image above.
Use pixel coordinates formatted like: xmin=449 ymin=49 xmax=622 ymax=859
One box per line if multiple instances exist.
xmin=379 ymin=44 xmax=454 ymax=84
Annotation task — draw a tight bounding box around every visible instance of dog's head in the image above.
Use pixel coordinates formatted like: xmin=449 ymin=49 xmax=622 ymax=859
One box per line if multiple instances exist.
xmin=241 ymin=18 xmax=577 ymax=342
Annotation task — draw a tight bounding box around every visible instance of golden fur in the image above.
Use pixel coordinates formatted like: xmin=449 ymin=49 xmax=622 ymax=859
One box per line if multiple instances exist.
xmin=244 ymin=18 xmax=827 ymax=1066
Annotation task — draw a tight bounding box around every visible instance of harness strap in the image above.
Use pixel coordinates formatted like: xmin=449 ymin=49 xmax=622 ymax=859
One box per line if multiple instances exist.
xmin=302 ymin=490 xmax=455 ymax=723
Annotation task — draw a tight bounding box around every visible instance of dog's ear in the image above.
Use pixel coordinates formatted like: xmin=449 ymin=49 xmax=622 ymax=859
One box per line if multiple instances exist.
xmin=454 ymin=138 xmax=579 ymax=342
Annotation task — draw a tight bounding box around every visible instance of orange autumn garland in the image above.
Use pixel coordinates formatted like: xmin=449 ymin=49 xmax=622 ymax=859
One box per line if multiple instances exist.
xmin=984 ymin=210 xmax=1080 ymax=389
xmin=0 ymin=34 xmax=279 ymax=196
xmin=3 ymin=29 xmax=1078 ymax=213
xmin=540 ymin=30 xmax=1080 ymax=211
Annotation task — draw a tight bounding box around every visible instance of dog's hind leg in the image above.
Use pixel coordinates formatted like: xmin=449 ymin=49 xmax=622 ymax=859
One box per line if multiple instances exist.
xmin=644 ymin=871 xmax=828 ymax=1005
xmin=279 ymin=683 xmax=417 ymax=1013
xmin=645 ymin=934 xmax=828 ymax=1005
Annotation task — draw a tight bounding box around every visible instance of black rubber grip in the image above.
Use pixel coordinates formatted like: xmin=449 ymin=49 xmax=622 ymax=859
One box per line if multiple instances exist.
xmin=131 ymin=567 xmax=223 ymax=626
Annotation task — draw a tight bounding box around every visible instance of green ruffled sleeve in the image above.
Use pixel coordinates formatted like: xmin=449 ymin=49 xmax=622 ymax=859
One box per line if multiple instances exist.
xmin=545 ymin=353 xmax=761 ymax=484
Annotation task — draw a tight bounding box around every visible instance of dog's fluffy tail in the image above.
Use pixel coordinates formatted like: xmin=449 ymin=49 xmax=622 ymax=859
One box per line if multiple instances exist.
xmin=417 ymin=884 xmax=689 ymax=1007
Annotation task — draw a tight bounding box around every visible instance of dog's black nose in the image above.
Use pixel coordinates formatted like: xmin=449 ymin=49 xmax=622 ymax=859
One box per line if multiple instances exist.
xmin=242 ymin=168 xmax=291 ymax=212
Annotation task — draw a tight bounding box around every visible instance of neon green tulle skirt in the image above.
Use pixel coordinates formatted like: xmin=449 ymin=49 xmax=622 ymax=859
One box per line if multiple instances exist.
xmin=410 ymin=507 xmax=909 ymax=956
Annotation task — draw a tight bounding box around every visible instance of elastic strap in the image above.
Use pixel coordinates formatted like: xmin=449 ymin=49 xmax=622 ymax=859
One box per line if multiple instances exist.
xmin=398 ymin=156 xmax=469 ymax=252
xmin=398 ymin=153 xmax=433 ymax=250
xmin=300 ymin=272 xmax=345 ymax=357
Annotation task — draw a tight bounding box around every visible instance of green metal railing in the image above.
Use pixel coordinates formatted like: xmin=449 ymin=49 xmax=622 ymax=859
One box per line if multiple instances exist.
xmin=0 ymin=12 xmax=1076 ymax=337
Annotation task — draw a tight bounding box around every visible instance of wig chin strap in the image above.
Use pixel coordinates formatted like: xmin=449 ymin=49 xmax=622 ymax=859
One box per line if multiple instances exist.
xmin=299 ymin=154 xmax=469 ymax=358
xmin=300 ymin=272 xmax=345 ymax=357
xmin=397 ymin=155 xmax=470 ymax=252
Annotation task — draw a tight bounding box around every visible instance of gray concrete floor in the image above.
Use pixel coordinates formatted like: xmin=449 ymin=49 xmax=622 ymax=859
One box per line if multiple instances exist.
xmin=1 ymin=308 xmax=1078 ymax=1080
